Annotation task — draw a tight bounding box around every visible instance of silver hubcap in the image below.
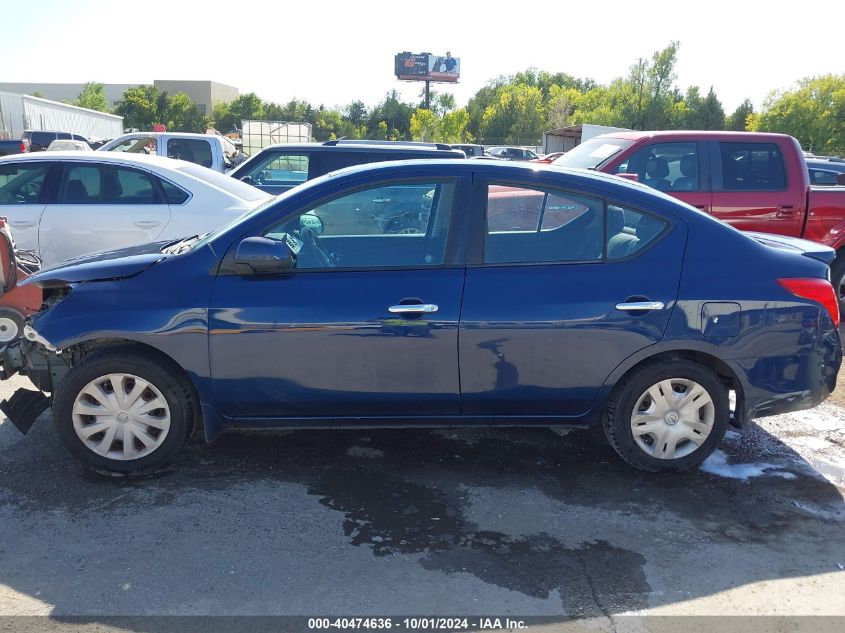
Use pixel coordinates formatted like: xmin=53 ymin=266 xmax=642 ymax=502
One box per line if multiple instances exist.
xmin=630 ymin=378 xmax=715 ymax=460
xmin=72 ymin=373 xmax=171 ymax=461
xmin=0 ymin=317 xmax=20 ymax=343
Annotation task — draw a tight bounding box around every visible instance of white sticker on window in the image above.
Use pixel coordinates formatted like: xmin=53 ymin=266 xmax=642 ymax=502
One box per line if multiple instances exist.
xmin=588 ymin=144 xmax=622 ymax=159
xmin=283 ymin=232 xmax=303 ymax=254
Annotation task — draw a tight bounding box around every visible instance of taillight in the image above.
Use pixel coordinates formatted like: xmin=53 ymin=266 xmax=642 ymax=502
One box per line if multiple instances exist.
xmin=778 ymin=278 xmax=840 ymax=327
xmin=19 ymin=141 xmax=27 ymax=153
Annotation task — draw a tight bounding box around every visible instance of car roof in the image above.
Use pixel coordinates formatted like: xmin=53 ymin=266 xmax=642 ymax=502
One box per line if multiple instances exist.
xmin=597 ymin=130 xmax=796 ymax=142
xmin=0 ymin=151 xmax=193 ymax=170
xmin=249 ymin=142 xmax=464 ymax=155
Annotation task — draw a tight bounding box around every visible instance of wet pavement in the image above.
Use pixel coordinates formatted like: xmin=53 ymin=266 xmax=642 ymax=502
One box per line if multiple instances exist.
xmin=0 ymin=375 xmax=843 ymax=626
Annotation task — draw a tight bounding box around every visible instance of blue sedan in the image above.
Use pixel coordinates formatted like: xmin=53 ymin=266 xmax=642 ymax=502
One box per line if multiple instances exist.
xmin=0 ymin=160 xmax=840 ymax=474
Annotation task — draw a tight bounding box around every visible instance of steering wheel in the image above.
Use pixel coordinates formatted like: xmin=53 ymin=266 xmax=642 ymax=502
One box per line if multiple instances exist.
xmin=297 ymin=225 xmax=334 ymax=268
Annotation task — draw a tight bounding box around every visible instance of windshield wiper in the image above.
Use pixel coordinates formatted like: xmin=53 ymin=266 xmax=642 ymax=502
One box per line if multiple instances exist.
xmin=162 ymin=235 xmax=201 ymax=255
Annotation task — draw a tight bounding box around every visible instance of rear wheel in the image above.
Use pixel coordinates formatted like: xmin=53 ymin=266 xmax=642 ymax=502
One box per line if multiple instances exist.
xmin=602 ymin=360 xmax=729 ymax=472
xmin=53 ymin=350 xmax=196 ymax=473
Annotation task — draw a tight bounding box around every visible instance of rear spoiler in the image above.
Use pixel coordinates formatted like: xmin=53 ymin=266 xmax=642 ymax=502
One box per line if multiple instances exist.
xmin=746 ymin=232 xmax=836 ymax=266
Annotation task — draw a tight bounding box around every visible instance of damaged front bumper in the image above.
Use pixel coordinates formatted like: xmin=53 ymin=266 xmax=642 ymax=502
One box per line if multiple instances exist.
xmin=0 ymin=336 xmax=69 ymax=434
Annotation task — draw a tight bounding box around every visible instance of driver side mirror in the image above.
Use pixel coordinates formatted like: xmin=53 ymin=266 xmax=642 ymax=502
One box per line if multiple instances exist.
xmin=235 ymin=237 xmax=293 ymax=273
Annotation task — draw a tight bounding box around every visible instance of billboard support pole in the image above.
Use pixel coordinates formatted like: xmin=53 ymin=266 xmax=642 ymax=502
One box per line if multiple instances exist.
xmin=424 ymin=80 xmax=431 ymax=110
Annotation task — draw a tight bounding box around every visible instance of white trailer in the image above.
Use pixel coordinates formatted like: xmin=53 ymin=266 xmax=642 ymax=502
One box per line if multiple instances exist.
xmin=542 ymin=124 xmax=630 ymax=154
xmin=240 ymin=120 xmax=313 ymax=156
xmin=0 ymin=92 xmax=123 ymax=142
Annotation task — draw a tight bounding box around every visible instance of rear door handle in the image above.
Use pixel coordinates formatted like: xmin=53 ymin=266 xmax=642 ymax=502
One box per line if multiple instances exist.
xmin=133 ymin=220 xmax=161 ymax=228
xmin=615 ymin=301 xmax=665 ymax=311
xmin=776 ymin=205 xmax=796 ymax=218
xmin=388 ymin=303 xmax=438 ymax=314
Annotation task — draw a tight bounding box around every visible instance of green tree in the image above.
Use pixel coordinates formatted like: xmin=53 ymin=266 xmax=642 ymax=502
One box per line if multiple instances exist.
xmin=675 ymin=86 xmax=725 ymax=129
xmin=164 ymin=92 xmax=208 ymax=133
xmin=410 ymin=108 xmax=441 ymax=141
xmin=214 ymin=93 xmax=265 ymax=131
xmin=725 ymin=98 xmax=755 ymax=131
xmin=751 ymin=74 xmax=845 ymax=154
xmin=480 ymin=84 xmax=544 ymax=144
xmin=75 ymin=82 xmax=109 ymax=112
xmin=114 ymin=85 xmax=168 ymax=130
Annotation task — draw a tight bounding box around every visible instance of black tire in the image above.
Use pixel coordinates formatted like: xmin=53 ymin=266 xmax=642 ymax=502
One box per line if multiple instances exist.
xmin=0 ymin=308 xmax=24 ymax=343
xmin=602 ymin=359 xmax=729 ymax=472
xmin=53 ymin=348 xmax=197 ymax=474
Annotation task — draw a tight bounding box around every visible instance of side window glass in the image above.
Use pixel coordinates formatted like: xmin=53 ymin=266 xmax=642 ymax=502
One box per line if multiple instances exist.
xmin=60 ymin=165 xmax=158 ymax=204
xmin=262 ymin=181 xmax=456 ymax=269
xmin=114 ymin=168 xmax=157 ymax=203
xmin=60 ymin=165 xmax=100 ymax=203
xmin=0 ymin=163 xmax=51 ymax=205
xmin=484 ymin=185 xmax=604 ymax=264
xmin=159 ymin=179 xmax=190 ymax=204
xmin=613 ymin=142 xmax=700 ymax=192
xmin=320 ymin=152 xmax=369 ymax=174
xmin=719 ymin=142 xmax=786 ymax=191
xmin=607 ymin=205 xmax=668 ymax=260
xmin=167 ymin=139 xmax=213 ymax=168
xmin=111 ymin=137 xmax=156 ymax=153
xmin=248 ymin=153 xmax=310 ymax=186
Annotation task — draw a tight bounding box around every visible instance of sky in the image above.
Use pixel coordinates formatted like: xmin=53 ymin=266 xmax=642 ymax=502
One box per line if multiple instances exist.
xmin=1 ymin=0 xmax=843 ymax=113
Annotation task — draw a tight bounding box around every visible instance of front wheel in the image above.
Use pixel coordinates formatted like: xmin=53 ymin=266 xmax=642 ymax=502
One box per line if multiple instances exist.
xmin=53 ymin=350 xmax=196 ymax=473
xmin=602 ymin=360 xmax=729 ymax=472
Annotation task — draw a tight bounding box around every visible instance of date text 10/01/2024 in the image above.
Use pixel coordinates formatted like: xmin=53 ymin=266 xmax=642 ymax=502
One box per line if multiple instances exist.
xmin=307 ymin=618 xmax=528 ymax=630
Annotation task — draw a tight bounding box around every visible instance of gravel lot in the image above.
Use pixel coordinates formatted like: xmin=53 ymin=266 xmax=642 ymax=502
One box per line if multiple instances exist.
xmin=0 ymin=372 xmax=843 ymax=629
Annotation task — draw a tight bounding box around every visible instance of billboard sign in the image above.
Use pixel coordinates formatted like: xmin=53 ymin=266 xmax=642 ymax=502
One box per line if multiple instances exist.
xmin=395 ymin=52 xmax=460 ymax=83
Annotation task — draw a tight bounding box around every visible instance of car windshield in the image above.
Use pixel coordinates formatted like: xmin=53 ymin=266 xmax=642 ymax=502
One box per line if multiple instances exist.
xmin=552 ymin=137 xmax=634 ymax=169
xmin=176 ymin=163 xmax=269 ymax=202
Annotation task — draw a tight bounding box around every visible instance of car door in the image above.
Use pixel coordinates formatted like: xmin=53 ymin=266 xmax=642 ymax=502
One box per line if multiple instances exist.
xmin=459 ymin=179 xmax=686 ymax=417
xmin=208 ymin=175 xmax=470 ymax=420
xmin=0 ymin=160 xmax=56 ymax=252
xmin=709 ymin=140 xmax=804 ymax=235
xmin=38 ymin=162 xmax=171 ymax=266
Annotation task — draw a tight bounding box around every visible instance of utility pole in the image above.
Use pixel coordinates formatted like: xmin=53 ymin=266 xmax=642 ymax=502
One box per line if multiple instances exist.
xmin=424 ymin=80 xmax=431 ymax=110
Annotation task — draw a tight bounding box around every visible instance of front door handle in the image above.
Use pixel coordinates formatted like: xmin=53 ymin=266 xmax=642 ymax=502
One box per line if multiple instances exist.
xmin=134 ymin=220 xmax=161 ymax=228
xmin=776 ymin=205 xmax=796 ymax=218
xmin=388 ymin=303 xmax=438 ymax=314
xmin=10 ymin=220 xmax=35 ymax=228
xmin=615 ymin=301 xmax=665 ymax=311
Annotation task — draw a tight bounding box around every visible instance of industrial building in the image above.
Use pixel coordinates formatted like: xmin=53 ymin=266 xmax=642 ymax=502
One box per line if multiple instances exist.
xmin=0 ymin=80 xmax=239 ymax=114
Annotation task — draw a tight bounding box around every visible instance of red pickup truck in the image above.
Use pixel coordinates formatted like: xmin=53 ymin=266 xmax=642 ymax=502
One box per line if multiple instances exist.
xmin=553 ymin=131 xmax=845 ymax=302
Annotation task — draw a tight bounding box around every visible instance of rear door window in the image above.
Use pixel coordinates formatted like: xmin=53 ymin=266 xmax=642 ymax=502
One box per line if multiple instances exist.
xmin=718 ymin=142 xmax=786 ymax=191
xmin=484 ymin=185 xmax=605 ymax=264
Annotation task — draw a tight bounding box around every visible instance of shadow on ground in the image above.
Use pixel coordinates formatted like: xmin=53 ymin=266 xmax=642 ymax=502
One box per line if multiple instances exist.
xmin=0 ymin=415 xmax=842 ymax=623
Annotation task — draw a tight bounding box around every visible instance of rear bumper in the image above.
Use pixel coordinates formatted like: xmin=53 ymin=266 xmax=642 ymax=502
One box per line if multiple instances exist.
xmin=733 ymin=326 xmax=841 ymax=423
